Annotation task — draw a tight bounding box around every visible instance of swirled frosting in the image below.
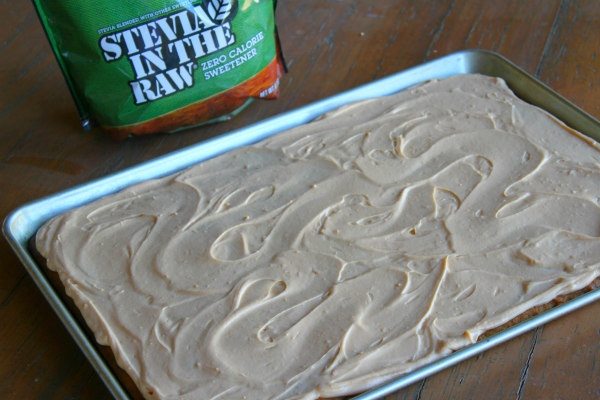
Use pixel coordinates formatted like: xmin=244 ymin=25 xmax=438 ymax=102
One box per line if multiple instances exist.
xmin=37 ymin=74 xmax=600 ymax=400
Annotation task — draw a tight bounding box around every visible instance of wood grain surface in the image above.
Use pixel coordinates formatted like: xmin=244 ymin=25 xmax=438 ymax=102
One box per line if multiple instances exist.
xmin=1 ymin=0 xmax=599 ymax=399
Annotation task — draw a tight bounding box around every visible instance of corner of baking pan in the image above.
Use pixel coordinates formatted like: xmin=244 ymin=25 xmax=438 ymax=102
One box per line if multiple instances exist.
xmin=452 ymin=49 xmax=600 ymax=140
xmin=353 ymin=285 xmax=600 ymax=400
xmin=2 ymin=208 xmax=132 ymax=400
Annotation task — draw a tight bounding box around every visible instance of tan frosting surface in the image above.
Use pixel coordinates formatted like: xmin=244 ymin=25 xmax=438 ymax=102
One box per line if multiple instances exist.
xmin=37 ymin=74 xmax=600 ymax=400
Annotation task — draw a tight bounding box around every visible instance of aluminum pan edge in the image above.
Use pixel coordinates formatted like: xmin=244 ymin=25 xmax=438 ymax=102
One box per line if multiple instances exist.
xmin=4 ymin=49 xmax=600 ymax=400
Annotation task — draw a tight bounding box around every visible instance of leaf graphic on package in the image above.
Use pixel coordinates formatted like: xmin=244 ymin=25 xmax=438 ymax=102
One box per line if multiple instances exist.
xmin=206 ymin=0 xmax=236 ymax=23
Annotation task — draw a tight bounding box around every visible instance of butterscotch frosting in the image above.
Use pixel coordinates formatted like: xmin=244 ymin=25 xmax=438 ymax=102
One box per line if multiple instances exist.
xmin=37 ymin=74 xmax=600 ymax=399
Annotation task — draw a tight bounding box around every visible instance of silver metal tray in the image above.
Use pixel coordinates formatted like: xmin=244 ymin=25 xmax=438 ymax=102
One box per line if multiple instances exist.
xmin=4 ymin=49 xmax=600 ymax=400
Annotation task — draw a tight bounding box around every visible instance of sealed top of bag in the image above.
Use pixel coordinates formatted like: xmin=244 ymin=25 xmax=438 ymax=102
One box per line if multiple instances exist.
xmin=34 ymin=0 xmax=284 ymax=138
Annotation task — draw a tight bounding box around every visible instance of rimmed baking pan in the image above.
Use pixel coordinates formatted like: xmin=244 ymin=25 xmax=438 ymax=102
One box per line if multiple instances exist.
xmin=4 ymin=49 xmax=600 ymax=400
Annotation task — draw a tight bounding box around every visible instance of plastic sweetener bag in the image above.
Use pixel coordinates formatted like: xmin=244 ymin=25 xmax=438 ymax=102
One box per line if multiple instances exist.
xmin=33 ymin=0 xmax=285 ymax=139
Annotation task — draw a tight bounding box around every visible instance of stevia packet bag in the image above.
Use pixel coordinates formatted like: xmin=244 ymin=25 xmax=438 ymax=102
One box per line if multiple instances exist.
xmin=33 ymin=0 xmax=285 ymax=139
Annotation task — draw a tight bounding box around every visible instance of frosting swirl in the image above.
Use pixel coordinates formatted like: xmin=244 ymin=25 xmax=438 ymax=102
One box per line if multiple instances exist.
xmin=37 ymin=74 xmax=600 ymax=399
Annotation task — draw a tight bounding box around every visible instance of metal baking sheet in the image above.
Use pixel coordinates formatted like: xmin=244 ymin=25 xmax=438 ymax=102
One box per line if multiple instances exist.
xmin=4 ymin=49 xmax=600 ymax=400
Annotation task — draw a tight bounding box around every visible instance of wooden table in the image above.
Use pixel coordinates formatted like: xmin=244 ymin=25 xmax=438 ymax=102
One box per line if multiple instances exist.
xmin=1 ymin=1 xmax=599 ymax=399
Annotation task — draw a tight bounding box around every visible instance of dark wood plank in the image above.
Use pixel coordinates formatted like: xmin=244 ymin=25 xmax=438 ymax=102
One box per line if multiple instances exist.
xmin=0 ymin=1 xmax=598 ymax=399
xmin=421 ymin=0 xmax=562 ymax=73
xmin=522 ymin=301 xmax=600 ymax=400
xmin=536 ymin=0 xmax=600 ymax=114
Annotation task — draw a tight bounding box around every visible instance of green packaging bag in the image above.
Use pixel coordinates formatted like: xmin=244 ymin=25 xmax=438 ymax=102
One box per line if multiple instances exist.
xmin=33 ymin=0 xmax=285 ymax=139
